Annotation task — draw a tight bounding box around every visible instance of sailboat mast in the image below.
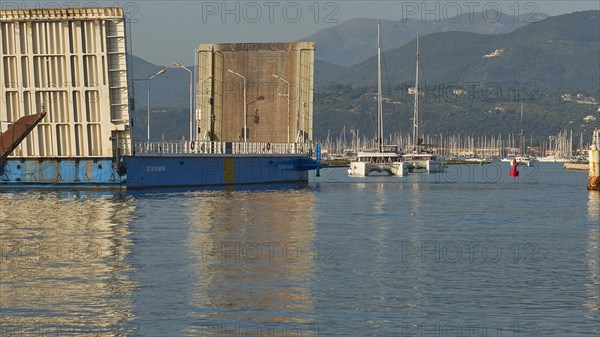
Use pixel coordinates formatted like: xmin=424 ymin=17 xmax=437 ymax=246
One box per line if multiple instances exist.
xmin=519 ymin=104 xmax=524 ymax=154
xmin=412 ymin=33 xmax=420 ymax=152
xmin=377 ymin=20 xmax=384 ymax=153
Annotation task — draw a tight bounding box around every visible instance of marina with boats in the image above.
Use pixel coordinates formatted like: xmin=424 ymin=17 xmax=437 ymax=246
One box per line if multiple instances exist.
xmin=325 ymin=126 xmax=594 ymax=167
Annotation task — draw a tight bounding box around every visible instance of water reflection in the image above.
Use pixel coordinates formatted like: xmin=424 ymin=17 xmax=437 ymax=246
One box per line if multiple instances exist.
xmin=0 ymin=192 xmax=137 ymax=336
xmin=584 ymin=191 xmax=599 ymax=315
xmin=404 ymin=182 xmax=429 ymax=317
xmin=185 ymin=189 xmax=316 ymax=335
xmin=588 ymin=191 xmax=599 ymax=224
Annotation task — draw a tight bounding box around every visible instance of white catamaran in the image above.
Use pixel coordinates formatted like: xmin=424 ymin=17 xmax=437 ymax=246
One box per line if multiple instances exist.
xmin=402 ymin=33 xmax=445 ymax=173
xmin=348 ymin=21 xmax=408 ymax=177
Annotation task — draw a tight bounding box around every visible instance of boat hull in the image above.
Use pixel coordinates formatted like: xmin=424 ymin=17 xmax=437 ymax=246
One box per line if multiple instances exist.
xmin=123 ymin=155 xmax=310 ymax=189
xmin=406 ymin=159 xmax=446 ymax=173
xmin=502 ymin=157 xmax=537 ymax=166
xmin=348 ymin=161 xmax=408 ymax=177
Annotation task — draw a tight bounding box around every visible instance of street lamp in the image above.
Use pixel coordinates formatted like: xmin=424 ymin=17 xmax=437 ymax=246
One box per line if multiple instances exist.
xmin=272 ymin=74 xmax=290 ymax=143
xmin=227 ymin=69 xmax=247 ymax=143
xmin=147 ymin=69 xmax=166 ymax=140
xmin=196 ymin=76 xmax=213 ymax=141
xmin=248 ymin=95 xmax=265 ymax=106
xmin=172 ymin=61 xmax=194 ymax=141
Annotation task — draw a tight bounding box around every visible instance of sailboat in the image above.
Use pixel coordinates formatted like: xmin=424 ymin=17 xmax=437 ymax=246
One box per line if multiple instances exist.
xmin=402 ymin=33 xmax=445 ymax=173
xmin=348 ymin=21 xmax=408 ymax=177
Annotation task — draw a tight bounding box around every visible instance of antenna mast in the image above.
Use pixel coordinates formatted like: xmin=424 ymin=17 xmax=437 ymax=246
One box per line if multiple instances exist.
xmin=377 ymin=20 xmax=384 ymax=153
xmin=412 ymin=32 xmax=420 ymax=152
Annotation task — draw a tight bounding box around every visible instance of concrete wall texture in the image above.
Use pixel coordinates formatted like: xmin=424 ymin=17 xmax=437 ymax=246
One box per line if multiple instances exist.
xmin=197 ymin=42 xmax=315 ymax=144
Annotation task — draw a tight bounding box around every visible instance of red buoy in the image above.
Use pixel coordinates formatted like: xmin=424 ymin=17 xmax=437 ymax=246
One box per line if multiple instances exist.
xmin=509 ymin=159 xmax=519 ymax=178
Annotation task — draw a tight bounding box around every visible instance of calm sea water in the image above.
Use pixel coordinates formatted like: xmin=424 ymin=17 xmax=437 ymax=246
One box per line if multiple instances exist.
xmin=1 ymin=163 xmax=598 ymax=336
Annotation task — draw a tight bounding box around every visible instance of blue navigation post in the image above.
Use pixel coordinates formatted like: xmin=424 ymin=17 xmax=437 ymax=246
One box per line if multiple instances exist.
xmin=316 ymin=144 xmax=322 ymax=177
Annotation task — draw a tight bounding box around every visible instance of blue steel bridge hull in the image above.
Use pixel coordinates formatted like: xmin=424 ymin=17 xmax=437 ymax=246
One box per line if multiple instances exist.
xmin=123 ymin=154 xmax=312 ymax=189
xmin=0 ymin=155 xmax=318 ymax=189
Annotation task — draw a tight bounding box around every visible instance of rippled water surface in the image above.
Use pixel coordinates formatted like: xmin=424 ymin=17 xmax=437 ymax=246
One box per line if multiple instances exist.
xmin=1 ymin=163 xmax=598 ymax=336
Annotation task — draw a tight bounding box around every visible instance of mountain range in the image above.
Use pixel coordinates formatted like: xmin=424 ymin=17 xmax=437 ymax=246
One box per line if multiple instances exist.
xmin=301 ymin=9 xmax=548 ymax=66
xmin=315 ymin=10 xmax=599 ymax=90
xmin=129 ymin=10 xmax=600 ymax=142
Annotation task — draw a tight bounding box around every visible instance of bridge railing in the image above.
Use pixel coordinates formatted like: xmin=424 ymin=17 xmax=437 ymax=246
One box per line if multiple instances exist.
xmin=133 ymin=140 xmax=312 ymax=156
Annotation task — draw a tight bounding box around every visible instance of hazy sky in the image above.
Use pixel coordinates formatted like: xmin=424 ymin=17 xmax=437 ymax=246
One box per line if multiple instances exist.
xmin=2 ymin=0 xmax=598 ymax=65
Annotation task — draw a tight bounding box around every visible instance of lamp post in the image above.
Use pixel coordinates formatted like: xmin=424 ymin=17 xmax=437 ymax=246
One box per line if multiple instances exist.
xmin=247 ymin=95 xmax=265 ymax=107
xmin=196 ymin=76 xmax=213 ymax=141
xmin=227 ymin=69 xmax=247 ymax=143
xmin=172 ymin=61 xmax=194 ymax=141
xmin=272 ymin=74 xmax=290 ymax=143
xmin=147 ymin=69 xmax=166 ymax=140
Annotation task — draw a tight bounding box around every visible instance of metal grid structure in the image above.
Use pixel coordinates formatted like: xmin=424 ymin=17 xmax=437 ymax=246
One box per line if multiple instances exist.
xmin=0 ymin=7 xmax=130 ymax=159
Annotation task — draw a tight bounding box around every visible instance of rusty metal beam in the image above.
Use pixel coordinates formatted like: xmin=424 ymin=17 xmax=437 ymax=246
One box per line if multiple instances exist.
xmin=0 ymin=112 xmax=47 ymax=161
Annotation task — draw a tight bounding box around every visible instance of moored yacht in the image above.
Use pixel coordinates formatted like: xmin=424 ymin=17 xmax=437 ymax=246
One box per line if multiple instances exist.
xmin=348 ymin=21 xmax=408 ymax=177
xmin=348 ymin=146 xmax=407 ymax=176
xmin=501 ymin=155 xmax=537 ymax=166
